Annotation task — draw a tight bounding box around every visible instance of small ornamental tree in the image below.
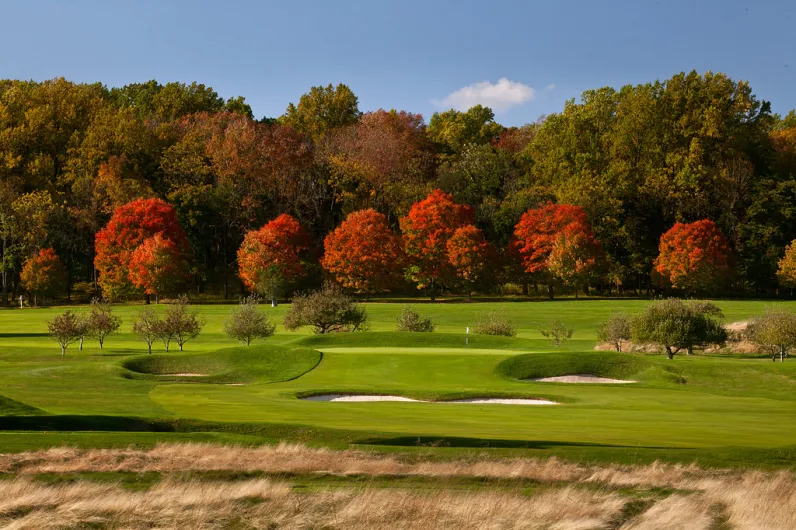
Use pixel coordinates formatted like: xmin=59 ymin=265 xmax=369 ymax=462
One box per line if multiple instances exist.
xmin=237 ymin=214 xmax=310 ymax=306
xmin=76 ymin=312 xmax=91 ymax=351
xmin=597 ymin=313 xmax=632 ymax=352
xmin=446 ymin=225 xmax=497 ymax=302
xmin=747 ymin=308 xmax=796 ymax=362
xmin=20 ymin=248 xmax=67 ymax=306
xmin=540 ymin=320 xmax=574 ymax=347
xmin=776 ymin=240 xmax=796 ymax=289
xmin=654 ymin=220 xmax=734 ymax=294
xmin=224 ymin=295 xmax=276 ymax=345
xmin=47 ymin=310 xmax=82 ymax=355
xmin=128 ymin=234 xmax=189 ymax=302
xmin=162 ymin=297 xmax=204 ymax=351
xmin=631 ymin=299 xmax=727 ymax=359
xmin=473 ymin=309 xmax=516 ymax=337
xmin=95 ymin=198 xmax=190 ymax=299
xmin=547 ymin=230 xmax=602 ymax=298
xmin=321 ymin=209 xmax=405 ymax=300
xmin=87 ymin=298 xmax=121 ymax=349
xmin=132 ymin=307 xmax=162 ymax=354
xmin=512 ymin=203 xmax=598 ymax=298
xmin=284 ymin=283 xmax=368 ymax=334
xmin=396 ymin=305 xmax=435 ymax=332
xmin=399 ymin=189 xmax=473 ymax=299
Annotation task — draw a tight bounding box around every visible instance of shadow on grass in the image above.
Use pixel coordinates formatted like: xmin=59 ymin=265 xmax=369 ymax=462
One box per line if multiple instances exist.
xmin=355 ymin=435 xmax=675 ymax=450
xmin=0 ymin=332 xmax=50 ymax=338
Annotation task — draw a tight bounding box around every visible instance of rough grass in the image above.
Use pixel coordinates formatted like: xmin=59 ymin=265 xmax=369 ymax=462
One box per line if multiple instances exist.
xmin=0 ymin=443 xmax=793 ymax=529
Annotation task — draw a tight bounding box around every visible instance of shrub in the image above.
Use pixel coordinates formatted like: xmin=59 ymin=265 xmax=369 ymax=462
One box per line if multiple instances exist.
xmin=473 ymin=309 xmax=516 ymax=337
xmin=132 ymin=307 xmax=161 ymax=354
xmin=224 ymin=295 xmax=276 ymax=345
xmin=284 ymin=283 xmax=368 ymax=334
xmin=396 ymin=305 xmax=434 ymax=332
xmin=631 ymin=298 xmax=726 ymax=359
xmin=540 ymin=320 xmax=574 ymax=346
xmin=87 ymin=298 xmax=121 ymax=349
xmin=161 ymin=297 xmax=204 ymax=351
xmin=747 ymin=307 xmax=796 ymax=362
xmin=597 ymin=313 xmax=631 ymax=352
xmin=47 ymin=310 xmax=83 ymax=355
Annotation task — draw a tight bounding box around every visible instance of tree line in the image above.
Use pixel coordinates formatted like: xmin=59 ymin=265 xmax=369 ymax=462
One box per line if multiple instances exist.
xmin=2 ymin=72 xmax=796 ymax=301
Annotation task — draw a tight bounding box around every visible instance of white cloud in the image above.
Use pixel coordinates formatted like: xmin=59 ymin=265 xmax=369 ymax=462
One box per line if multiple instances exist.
xmin=435 ymin=78 xmax=535 ymax=113
xmin=546 ymin=83 xmax=556 ymax=91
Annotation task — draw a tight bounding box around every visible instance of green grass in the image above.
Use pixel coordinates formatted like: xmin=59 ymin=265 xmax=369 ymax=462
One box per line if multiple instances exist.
xmin=1 ymin=298 xmax=796 ymax=469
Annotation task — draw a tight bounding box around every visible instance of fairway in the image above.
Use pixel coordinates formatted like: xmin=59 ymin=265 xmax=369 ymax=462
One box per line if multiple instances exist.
xmin=2 ymin=299 xmax=796 ymax=468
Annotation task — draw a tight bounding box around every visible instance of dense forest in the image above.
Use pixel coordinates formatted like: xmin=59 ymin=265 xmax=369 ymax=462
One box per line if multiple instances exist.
xmin=1 ymin=71 xmax=796 ymax=302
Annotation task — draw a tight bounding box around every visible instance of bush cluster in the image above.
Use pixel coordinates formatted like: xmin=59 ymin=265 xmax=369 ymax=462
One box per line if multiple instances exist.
xmin=396 ymin=305 xmax=434 ymax=332
xmin=473 ymin=310 xmax=516 ymax=337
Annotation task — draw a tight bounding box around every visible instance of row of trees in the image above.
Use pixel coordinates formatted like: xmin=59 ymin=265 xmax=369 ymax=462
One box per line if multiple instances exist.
xmin=3 ymin=73 xmax=796 ymax=299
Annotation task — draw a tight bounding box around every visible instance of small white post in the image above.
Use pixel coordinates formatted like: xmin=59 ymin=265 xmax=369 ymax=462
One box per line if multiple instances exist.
xmin=19 ymin=295 xmax=23 ymax=309
xmin=466 ymin=326 xmax=469 ymax=347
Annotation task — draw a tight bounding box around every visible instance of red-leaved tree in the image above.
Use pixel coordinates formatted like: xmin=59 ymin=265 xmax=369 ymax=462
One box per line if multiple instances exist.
xmin=128 ymin=233 xmax=189 ymax=300
xmin=95 ymin=198 xmax=190 ymax=299
xmin=321 ymin=209 xmax=404 ymax=299
xmin=237 ymin=213 xmax=310 ymax=305
xmin=654 ymin=219 xmax=734 ymax=293
xmin=399 ymin=189 xmax=473 ymax=298
xmin=547 ymin=231 xmax=602 ymax=298
xmin=512 ymin=203 xmax=600 ymax=298
xmin=447 ymin=225 xmax=497 ymax=301
xmin=20 ymin=248 xmax=67 ymax=306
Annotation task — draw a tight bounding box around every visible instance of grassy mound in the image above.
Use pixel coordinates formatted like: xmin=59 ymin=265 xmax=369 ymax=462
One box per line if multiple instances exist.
xmin=122 ymin=344 xmax=322 ymax=384
xmin=294 ymin=331 xmax=528 ymax=350
xmin=497 ymin=351 xmax=657 ymax=382
xmin=0 ymin=395 xmax=43 ymax=415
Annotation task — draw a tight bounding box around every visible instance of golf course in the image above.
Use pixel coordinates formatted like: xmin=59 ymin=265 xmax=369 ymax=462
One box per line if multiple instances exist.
xmin=2 ymin=298 xmax=795 ymax=469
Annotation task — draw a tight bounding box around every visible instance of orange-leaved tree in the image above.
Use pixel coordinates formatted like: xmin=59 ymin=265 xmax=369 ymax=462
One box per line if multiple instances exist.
xmin=654 ymin=219 xmax=734 ymax=293
xmin=237 ymin=213 xmax=310 ymax=306
xmin=20 ymin=248 xmax=67 ymax=306
xmin=776 ymin=240 xmax=796 ymax=289
xmin=512 ymin=203 xmax=598 ymax=298
xmin=399 ymin=189 xmax=473 ymax=299
xmin=95 ymin=198 xmax=190 ymax=299
xmin=128 ymin=233 xmax=189 ymax=301
xmin=547 ymin=230 xmax=602 ymax=298
xmin=446 ymin=225 xmax=497 ymax=301
xmin=321 ymin=209 xmax=404 ymax=299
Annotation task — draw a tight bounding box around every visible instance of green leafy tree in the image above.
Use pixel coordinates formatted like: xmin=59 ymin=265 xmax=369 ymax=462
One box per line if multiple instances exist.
xmin=284 ymin=283 xmax=368 ymax=334
xmin=281 ymin=83 xmax=360 ymax=141
xmin=47 ymin=310 xmax=83 ymax=355
xmin=631 ymin=299 xmax=727 ymax=359
xmin=597 ymin=313 xmax=632 ymax=352
xmin=747 ymin=308 xmax=796 ymax=362
xmin=224 ymin=295 xmax=276 ymax=345
xmin=87 ymin=298 xmax=121 ymax=349
xmin=540 ymin=320 xmax=574 ymax=346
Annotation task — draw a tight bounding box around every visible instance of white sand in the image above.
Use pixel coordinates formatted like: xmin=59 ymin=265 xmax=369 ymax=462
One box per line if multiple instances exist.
xmin=160 ymin=373 xmax=207 ymax=377
xmin=445 ymin=398 xmax=558 ymax=405
xmin=302 ymin=394 xmax=422 ymax=402
xmin=529 ymin=374 xmax=636 ymax=384
xmin=301 ymin=394 xmax=558 ymax=405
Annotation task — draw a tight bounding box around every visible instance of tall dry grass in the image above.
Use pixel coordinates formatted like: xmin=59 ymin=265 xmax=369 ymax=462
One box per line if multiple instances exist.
xmin=0 ymin=443 xmax=794 ymax=529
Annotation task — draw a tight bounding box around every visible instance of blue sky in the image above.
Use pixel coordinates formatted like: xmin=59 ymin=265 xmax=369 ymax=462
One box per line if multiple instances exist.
xmin=1 ymin=0 xmax=794 ymax=126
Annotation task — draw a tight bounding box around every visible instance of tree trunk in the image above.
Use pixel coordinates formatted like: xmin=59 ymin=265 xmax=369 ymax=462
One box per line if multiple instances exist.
xmin=145 ymin=294 xmax=151 ymax=305
xmin=467 ymin=291 xmax=472 ymax=303
xmin=686 ymin=345 xmax=693 ymax=355
xmin=147 ymin=342 xmax=152 ymax=354
xmin=522 ymin=283 xmax=529 ymax=296
xmin=179 ymin=342 xmax=184 ymax=351
xmin=61 ymin=345 xmax=65 ymax=355
xmin=547 ymin=285 xmax=554 ymax=300
xmin=574 ymin=286 xmax=578 ymax=299
xmin=79 ymin=337 xmax=83 ymax=351
xmin=99 ymin=337 xmax=104 ymax=349
xmin=271 ymin=296 xmax=278 ymax=307
xmin=781 ymin=345 xmax=785 ymax=363
xmin=665 ymin=346 xmax=674 ymax=360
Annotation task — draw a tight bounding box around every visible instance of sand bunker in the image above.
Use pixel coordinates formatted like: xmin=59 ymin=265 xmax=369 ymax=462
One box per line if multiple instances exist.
xmin=301 ymin=395 xmax=557 ymax=405
xmin=529 ymin=374 xmax=636 ymax=384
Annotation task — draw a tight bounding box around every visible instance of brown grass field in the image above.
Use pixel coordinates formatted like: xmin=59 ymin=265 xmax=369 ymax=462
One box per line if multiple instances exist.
xmin=0 ymin=443 xmax=794 ymax=529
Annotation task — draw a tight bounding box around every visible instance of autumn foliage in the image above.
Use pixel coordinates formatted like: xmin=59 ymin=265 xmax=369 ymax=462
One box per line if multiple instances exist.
xmin=654 ymin=220 xmax=734 ymax=292
xmin=237 ymin=214 xmax=311 ymax=300
xmin=321 ymin=209 xmax=404 ymax=296
xmin=447 ymin=225 xmax=497 ymax=297
xmin=399 ymin=189 xmax=473 ymax=292
xmin=128 ymin=233 xmax=189 ymax=296
xmin=776 ymin=240 xmax=796 ymax=288
xmin=547 ymin=231 xmax=602 ymax=296
xmin=512 ymin=204 xmax=596 ymax=275
xmin=95 ymin=198 xmax=190 ymax=298
xmin=21 ymin=248 xmax=67 ymax=304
